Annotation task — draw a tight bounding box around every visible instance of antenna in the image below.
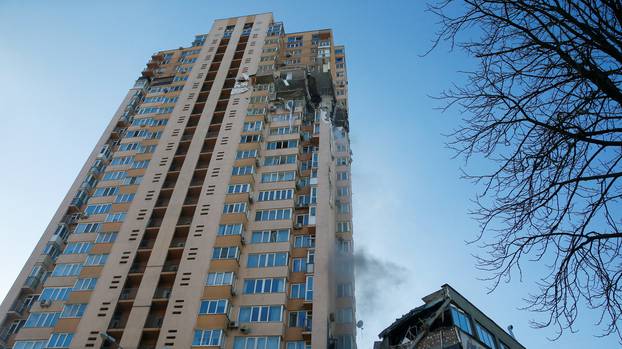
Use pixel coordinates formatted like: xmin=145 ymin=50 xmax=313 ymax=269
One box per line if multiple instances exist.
xmin=356 ymin=320 xmax=364 ymax=330
xmin=507 ymin=324 xmax=516 ymax=339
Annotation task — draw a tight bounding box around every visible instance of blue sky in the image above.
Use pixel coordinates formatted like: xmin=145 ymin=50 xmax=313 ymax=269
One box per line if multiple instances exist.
xmin=0 ymin=1 xmax=617 ymax=348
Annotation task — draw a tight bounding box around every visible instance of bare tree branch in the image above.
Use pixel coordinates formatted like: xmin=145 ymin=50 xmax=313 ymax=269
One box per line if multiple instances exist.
xmin=429 ymin=0 xmax=622 ymax=341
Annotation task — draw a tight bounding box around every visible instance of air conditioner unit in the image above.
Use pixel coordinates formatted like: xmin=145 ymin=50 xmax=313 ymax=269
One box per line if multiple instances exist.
xmin=255 ymin=158 xmax=261 ymax=167
xmin=39 ymin=299 xmax=52 ymax=308
xmin=175 ymin=242 xmax=185 ymax=248
xmin=240 ymin=236 xmax=246 ymax=245
xmin=248 ymin=194 xmax=254 ymax=203
xmin=228 ymin=321 xmax=239 ymax=329
xmin=294 ymin=223 xmax=303 ymax=229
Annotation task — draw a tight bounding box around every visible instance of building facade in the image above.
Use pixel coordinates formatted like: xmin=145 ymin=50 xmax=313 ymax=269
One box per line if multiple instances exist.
xmin=375 ymin=285 xmax=525 ymax=349
xmin=0 ymin=13 xmax=355 ymax=349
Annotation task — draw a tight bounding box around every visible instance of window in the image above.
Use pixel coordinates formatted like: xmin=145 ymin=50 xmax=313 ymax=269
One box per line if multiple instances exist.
xmin=239 ymin=305 xmax=283 ymax=323
xmin=251 ymin=229 xmax=289 ymax=243
xmin=198 ymin=299 xmax=228 ymax=314
xmin=236 ymin=149 xmax=258 ymax=159
xmin=337 ymin=202 xmax=350 ymax=213
xmin=451 ymin=306 xmax=472 ymax=334
xmin=46 ymin=333 xmax=73 ymax=348
xmin=240 ymin=134 xmax=262 ymax=143
xmin=24 ymin=312 xmax=60 ymax=328
xmin=475 ymin=323 xmax=498 ymax=349
xmin=255 ymin=208 xmax=292 ymax=221
xmin=269 ymin=113 xmax=295 ymax=122
xmin=95 ymin=232 xmax=117 ymax=243
xmin=212 ymin=247 xmax=239 ymax=260
xmin=294 ymin=235 xmax=315 ymax=248
xmin=337 ymin=239 xmax=352 ymax=254
xmin=115 ymin=193 xmax=135 ymax=203
xmin=247 ymin=253 xmax=288 ymax=268
xmin=290 ymin=283 xmax=305 ymax=299
xmin=218 ymin=224 xmax=243 ymax=236
xmin=337 ymin=171 xmax=348 ymax=180
xmin=267 ymin=139 xmax=298 ymax=150
xmin=286 ymin=342 xmax=308 ymax=349
xmin=499 ymin=341 xmax=510 ymax=349
xmin=223 ymin=202 xmax=247 ymax=214
xmin=263 ymin=154 xmax=296 ymax=166
xmin=246 ymin=108 xmax=266 ymax=116
xmin=233 ymin=336 xmax=280 ymax=349
xmin=110 ymin=156 xmax=133 ymax=165
xmin=105 ymin=212 xmax=126 ymax=222
xmin=337 ymin=283 xmax=353 ymax=298
xmin=257 ymin=189 xmax=293 ymax=201
xmin=73 ymin=278 xmax=97 ymax=291
xmin=292 ymin=258 xmax=306 ymax=272
xmin=232 ymin=166 xmax=254 ymax=176
xmin=52 ymin=263 xmax=82 ymax=277
xmin=206 ymin=272 xmax=234 ymax=286
xmin=131 ymin=160 xmax=150 ymax=169
xmin=227 ymin=184 xmax=251 ymax=194
xmin=288 ymin=311 xmax=309 ymax=328
xmin=336 ymin=335 xmax=354 ymax=349
xmin=85 ymin=254 xmax=108 ymax=266
xmin=122 ymin=176 xmax=143 ymax=185
xmin=40 ymin=287 xmax=71 ymax=302
xmin=60 ymin=304 xmax=87 ymax=318
xmin=243 ymin=121 xmax=263 ymax=131
xmin=12 ymin=341 xmax=47 ymax=349
xmin=243 ymin=278 xmax=285 ymax=294
xmin=336 ymin=308 xmax=353 ymax=323
xmin=74 ymin=222 xmax=101 ymax=234
xmin=84 ymin=204 xmax=111 ymax=215
xmin=337 ymin=187 xmax=349 ymax=196
xmin=64 ymin=242 xmax=92 ymax=254
xmin=93 ymin=186 xmax=119 ymax=197
xmin=336 ymin=221 xmax=351 ymax=233
xmin=270 ymin=126 xmax=298 ymax=135
xmin=192 ymin=329 xmax=223 ymax=346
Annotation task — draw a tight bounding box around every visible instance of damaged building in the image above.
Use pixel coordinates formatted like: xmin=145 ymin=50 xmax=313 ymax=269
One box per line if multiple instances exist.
xmin=375 ymin=285 xmax=525 ymax=349
xmin=0 ymin=13 xmax=355 ymax=349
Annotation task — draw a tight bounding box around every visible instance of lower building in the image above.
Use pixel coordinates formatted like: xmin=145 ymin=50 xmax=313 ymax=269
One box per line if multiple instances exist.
xmin=375 ymin=284 xmax=525 ymax=349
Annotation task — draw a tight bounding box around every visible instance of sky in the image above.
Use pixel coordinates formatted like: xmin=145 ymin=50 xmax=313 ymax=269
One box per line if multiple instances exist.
xmin=0 ymin=1 xmax=618 ymax=348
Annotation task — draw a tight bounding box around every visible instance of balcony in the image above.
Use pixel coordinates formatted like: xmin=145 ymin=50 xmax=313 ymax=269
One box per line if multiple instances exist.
xmin=177 ymin=216 xmax=193 ymax=226
xmin=22 ymin=276 xmax=41 ymax=291
xmin=153 ymin=288 xmax=172 ymax=300
xmin=147 ymin=218 xmax=163 ymax=228
xmin=119 ymin=288 xmax=138 ymax=301
xmin=138 ymin=239 xmax=156 ymax=250
xmin=162 ymin=264 xmax=179 ymax=273
xmin=129 ymin=263 xmax=147 ymax=274
xmin=7 ymin=298 xmax=30 ymax=318
xmin=205 ymin=131 xmax=219 ymax=139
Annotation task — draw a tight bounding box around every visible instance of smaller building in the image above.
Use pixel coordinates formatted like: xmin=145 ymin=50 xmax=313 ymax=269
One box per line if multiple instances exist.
xmin=375 ymin=284 xmax=526 ymax=349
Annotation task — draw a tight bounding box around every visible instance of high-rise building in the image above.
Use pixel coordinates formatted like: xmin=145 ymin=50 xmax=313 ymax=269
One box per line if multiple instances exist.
xmin=0 ymin=13 xmax=354 ymax=349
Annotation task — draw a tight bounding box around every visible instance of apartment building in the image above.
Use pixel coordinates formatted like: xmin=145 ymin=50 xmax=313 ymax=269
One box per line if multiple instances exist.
xmin=375 ymin=285 xmax=526 ymax=349
xmin=0 ymin=13 xmax=354 ymax=349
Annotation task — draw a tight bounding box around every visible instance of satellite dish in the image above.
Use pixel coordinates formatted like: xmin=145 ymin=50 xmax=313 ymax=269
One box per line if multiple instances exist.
xmin=356 ymin=320 xmax=364 ymax=329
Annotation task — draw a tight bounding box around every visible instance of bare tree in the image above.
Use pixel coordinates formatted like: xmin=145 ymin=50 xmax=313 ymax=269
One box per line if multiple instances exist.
xmin=429 ymin=0 xmax=622 ymax=340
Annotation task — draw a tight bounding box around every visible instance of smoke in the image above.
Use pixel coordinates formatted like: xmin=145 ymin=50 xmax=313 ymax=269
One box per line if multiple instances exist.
xmin=352 ymin=248 xmax=409 ymax=314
